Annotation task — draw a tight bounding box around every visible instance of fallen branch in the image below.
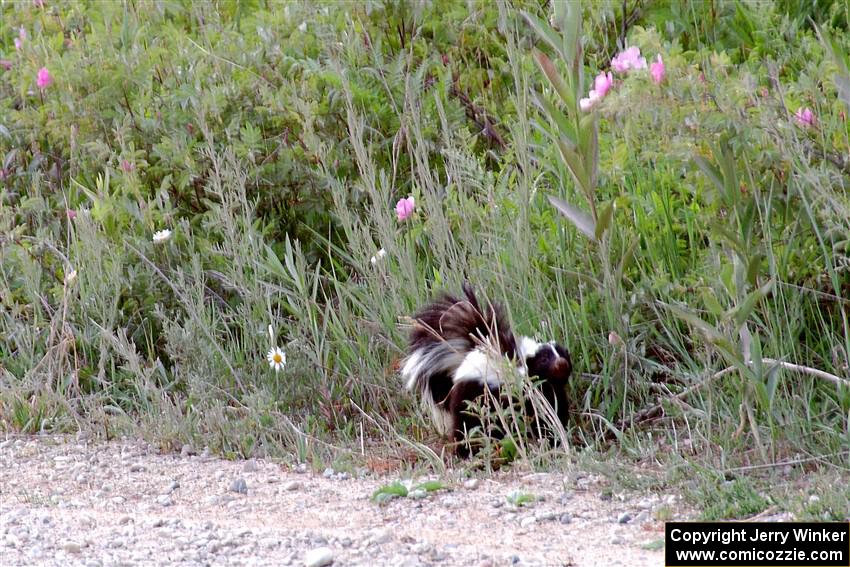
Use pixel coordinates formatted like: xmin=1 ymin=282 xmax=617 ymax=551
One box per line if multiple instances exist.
xmin=608 ymin=358 xmax=850 ymax=441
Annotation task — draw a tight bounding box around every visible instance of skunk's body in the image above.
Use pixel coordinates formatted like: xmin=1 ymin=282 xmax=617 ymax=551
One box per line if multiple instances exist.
xmin=401 ymin=283 xmax=572 ymax=455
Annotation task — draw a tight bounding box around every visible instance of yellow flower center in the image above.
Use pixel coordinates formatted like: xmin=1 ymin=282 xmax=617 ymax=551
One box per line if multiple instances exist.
xmin=272 ymin=353 xmax=282 ymax=363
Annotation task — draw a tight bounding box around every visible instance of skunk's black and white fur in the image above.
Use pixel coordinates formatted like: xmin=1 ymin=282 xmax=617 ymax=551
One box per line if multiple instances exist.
xmin=401 ymin=283 xmax=572 ymax=455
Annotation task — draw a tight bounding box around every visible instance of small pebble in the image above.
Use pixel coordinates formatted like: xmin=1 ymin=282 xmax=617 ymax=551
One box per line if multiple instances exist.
xmin=282 ymin=481 xmax=302 ymax=491
xmin=180 ymin=444 xmax=194 ymax=456
xmin=304 ymin=546 xmax=334 ymax=567
xmin=243 ymin=460 xmax=258 ymax=473
xmin=520 ymin=516 xmax=537 ymax=528
xmin=617 ymin=512 xmax=632 ymax=524
xmin=63 ymin=542 xmax=82 ymax=554
xmin=463 ymin=479 xmax=480 ymax=490
xmin=559 ymin=513 xmax=573 ymax=524
xmin=322 ymin=468 xmax=335 ymax=478
xmin=229 ymin=478 xmax=248 ymax=495
xmin=129 ymin=463 xmax=145 ymax=473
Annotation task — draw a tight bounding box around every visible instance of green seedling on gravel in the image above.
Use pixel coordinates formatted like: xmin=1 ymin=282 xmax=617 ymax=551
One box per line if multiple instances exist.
xmin=372 ymin=480 xmax=449 ymax=505
xmin=372 ymin=482 xmax=409 ymax=505
xmin=506 ymin=491 xmax=537 ymax=507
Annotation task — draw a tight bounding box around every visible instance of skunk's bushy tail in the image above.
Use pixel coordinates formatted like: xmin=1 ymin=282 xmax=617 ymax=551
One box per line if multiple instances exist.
xmin=401 ymin=283 xmax=516 ymax=433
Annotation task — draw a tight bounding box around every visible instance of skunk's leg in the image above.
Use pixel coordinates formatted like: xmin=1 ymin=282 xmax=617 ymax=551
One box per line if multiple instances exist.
xmin=447 ymin=381 xmax=486 ymax=458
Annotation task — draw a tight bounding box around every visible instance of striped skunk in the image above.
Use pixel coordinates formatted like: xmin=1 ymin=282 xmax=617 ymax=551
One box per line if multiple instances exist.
xmin=401 ymin=283 xmax=572 ymax=456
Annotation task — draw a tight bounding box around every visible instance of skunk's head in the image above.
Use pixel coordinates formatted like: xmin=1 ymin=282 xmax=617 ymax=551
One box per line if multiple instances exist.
xmin=520 ymin=337 xmax=572 ymax=385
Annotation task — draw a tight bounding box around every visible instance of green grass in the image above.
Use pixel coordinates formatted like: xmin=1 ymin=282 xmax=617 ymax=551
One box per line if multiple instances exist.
xmin=1 ymin=0 xmax=850 ymax=519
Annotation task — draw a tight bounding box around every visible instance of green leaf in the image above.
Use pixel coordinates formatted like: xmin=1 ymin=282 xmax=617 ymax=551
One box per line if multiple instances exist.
xmin=533 ymin=50 xmax=576 ymax=112
xmin=693 ymin=154 xmax=725 ymax=196
xmin=765 ymin=362 xmax=783 ymax=406
xmin=817 ymin=26 xmax=850 ymax=112
xmin=551 ymin=0 xmax=582 ymax=73
xmin=506 ymin=490 xmax=537 ymax=507
xmin=548 ymin=195 xmax=596 ymax=240
xmin=522 ymin=12 xmax=567 ymax=62
xmin=499 ymin=437 xmax=518 ymax=461
xmin=717 ymin=143 xmax=740 ymax=206
xmin=371 ymin=481 xmax=408 ymax=505
xmin=745 ymin=253 xmax=764 ymax=287
xmin=412 ymin=480 xmax=448 ymax=493
xmin=729 ymin=279 xmax=774 ymax=328
xmin=534 ymin=93 xmax=577 ymax=145
xmin=594 ymin=201 xmax=614 ymax=240
xmin=578 ymin=112 xmax=598 ymax=186
xmin=701 ymin=289 xmax=725 ymax=317
xmin=666 ymin=304 xmax=728 ymax=346
xmin=556 ymin=137 xmax=591 ymax=195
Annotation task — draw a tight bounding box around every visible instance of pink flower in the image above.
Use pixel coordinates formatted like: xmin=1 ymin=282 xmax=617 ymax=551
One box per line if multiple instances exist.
xmin=0 ymin=60 xmax=12 ymax=71
xmin=33 ymin=0 xmax=45 ymax=7
xmin=395 ymin=196 xmax=415 ymax=221
xmin=14 ymin=38 xmax=22 ymax=51
xmin=580 ymin=71 xmax=613 ymax=111
xmin=593 ymin=71 xmax=613 ymax=98
xmin=36 ymin=67 xmax=52 ymax=90
xmin=794 ymin=107 xmax=815 ymax=128
xmin=19 ymin=27 xmax=27 ymax=41
xmin=611 ymin=46 xmax=647 ymax=73
xmin=66 ymin=209 xmax=77 ymax=220
xmin=650 ymin=55 xmax=665 ymax=84
xmin=120 ymin=159 xmax=135 ymax=173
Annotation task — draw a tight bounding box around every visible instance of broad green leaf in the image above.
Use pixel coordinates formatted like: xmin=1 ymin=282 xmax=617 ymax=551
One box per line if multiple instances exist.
xmin=578 ymin=112 xmax=598 ymax=186
xmin=717 ymin=143 xmax=739 ymax=206
xmin=371 ymin=481 xmax=408 ymax=504
xmin=594 ymin=201 xmax=614 ymax=240
xmin=817 ymin=26 xmax=850 ymax=112
xmin=548 ymin=195 xmax=596 ymax=240
xmin=701 ymin=289 xmax=725 ymax=317
xmin=765 ymin=362 xmax=783 ymax=406
xmin=506 ymin=491 xmax=537 ymax=507
xmin=522 ymin=11 xmax=567 ymax=62
xmin=264 ymin=244 xmax=288 ymax=279
xmin=534 ymin=93 xmax=577 ymax=145
xmin=693 ymin=155 xmax=725 ymax=196
xmin=745 ymin=253 xmax=764 ymax=287
xmin=552 ymin=0 xmax=582 ymax=73
xmin=729 ymin=279 xmax=774 ymax=328
xmin=413 ymin=480 xmax=447 ymax=493
xmin=533 ymin=50 xmax=576 ymax=112
xmin=556 ymin=137 xmax=591 ymax=194
xmin=666 ymin=304 xmax=727 ymax=344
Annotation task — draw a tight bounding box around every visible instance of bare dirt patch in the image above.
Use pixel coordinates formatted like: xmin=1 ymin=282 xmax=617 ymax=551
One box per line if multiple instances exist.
xmin=0 ymin=434 xmax=676 ymax=566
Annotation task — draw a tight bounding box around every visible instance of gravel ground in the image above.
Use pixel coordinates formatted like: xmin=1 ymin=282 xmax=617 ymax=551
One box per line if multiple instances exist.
xmin=0 ymin=434 xmax=677 ymax=566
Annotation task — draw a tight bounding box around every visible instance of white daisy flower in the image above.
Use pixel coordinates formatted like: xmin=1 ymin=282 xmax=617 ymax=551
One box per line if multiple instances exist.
xmin=266 ymin=347 xmax=286 ymax=372
xmin=152 ymin=229 xmax=172 ymax=244
xmin=370 ymin=248 xmax=387 ymax=265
